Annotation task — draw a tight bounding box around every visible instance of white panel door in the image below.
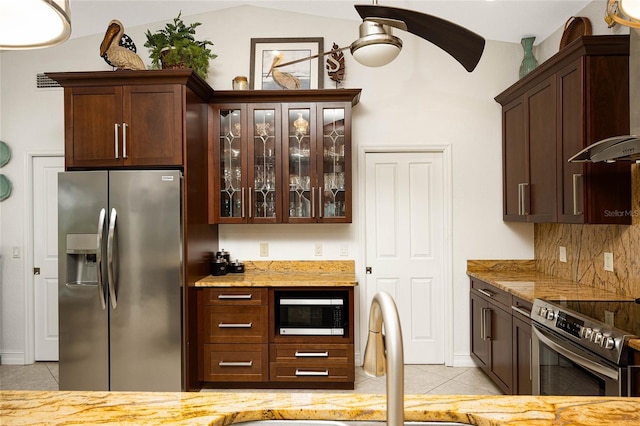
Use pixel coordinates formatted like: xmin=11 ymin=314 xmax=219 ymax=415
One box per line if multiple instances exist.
xmin=33 ymin=156 xmax=64 ymax=360
xmin=364 ymin=151 xmax=445 ymax=363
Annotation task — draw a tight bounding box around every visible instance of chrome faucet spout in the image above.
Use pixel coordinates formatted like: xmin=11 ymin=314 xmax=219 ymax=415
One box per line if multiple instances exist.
xmin=363 ymin=291 xmax=404 ymax=426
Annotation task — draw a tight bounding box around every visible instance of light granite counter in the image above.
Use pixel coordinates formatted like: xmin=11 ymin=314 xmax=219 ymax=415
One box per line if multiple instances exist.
xmin=467 ymin=260 xmax=633 ymax=303
xmin=196 ymin=261 xmax=357 ymax=287
xmin=2 ymin=390 xmax=640 ymax=425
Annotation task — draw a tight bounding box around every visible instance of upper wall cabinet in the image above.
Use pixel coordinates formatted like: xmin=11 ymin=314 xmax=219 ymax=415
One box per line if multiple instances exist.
xmin=495 ymin=36 xmax=631 ymax=224
xmin=209 ymin=90 xmax=361 ymax=224
xmin=47 ymin=70 xmax=214 ymax=169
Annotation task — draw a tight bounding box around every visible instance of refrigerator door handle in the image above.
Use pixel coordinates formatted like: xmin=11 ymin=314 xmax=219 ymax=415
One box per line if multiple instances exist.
xmin=107 ymin=207 xmax=118 ymax=309
xmin=96 ymin=208 xmax=107 ymax=310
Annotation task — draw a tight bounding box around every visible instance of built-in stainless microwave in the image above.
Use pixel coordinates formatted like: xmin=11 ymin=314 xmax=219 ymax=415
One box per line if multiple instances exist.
xmin=275 ymin=290 xmax=348 ymax=336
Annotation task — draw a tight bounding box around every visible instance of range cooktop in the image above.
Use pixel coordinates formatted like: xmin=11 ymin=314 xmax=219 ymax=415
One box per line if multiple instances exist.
xmin=532 ymin=298 xmax=640 ymax=365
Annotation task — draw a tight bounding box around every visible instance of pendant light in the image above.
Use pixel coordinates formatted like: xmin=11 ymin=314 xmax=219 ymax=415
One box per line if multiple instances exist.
xmin=0 ymin=0 xmax=71 ymax=50
xmin=606 ymin=0 xmax=640 ymax=28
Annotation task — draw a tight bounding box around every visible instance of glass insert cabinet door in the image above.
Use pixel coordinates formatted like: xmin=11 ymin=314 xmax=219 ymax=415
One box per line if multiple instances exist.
xmin=218 ymin=108 xmax=244 ymax=220
xmin=320 ymin=107 xmax=348 ymax=220
xmin=286 ymin=107 xmax=314 ymax=220
xmin=251 ymin=107 xmax=279 ymax=222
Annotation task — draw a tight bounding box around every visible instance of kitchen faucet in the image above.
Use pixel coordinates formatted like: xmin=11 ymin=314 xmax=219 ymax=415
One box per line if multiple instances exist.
xmin=363 ymin=291 xmax=404 ymax=426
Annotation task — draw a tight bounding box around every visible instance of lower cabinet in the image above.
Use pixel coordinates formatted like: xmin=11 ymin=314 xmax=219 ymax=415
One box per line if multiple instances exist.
xmin=470 ymin=278 xmax=533 ymax=395
xmin=270 ymin=343 xmax=354 ymax=383
xmin=198 ymin=286 xmax=354 ymax=389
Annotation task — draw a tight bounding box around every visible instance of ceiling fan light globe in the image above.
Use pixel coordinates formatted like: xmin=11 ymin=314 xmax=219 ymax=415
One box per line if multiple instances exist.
xmin=0 ymin=0 xmax=71 ymax=49
xmin=350 ymin=22 xmax=402 ymax=67
xmin=620 ymin=0 xmax=640 ymax=20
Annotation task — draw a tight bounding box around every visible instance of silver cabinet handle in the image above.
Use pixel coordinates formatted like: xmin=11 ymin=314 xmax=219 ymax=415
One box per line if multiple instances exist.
xmin=480 ymin=307 xmax=486 ymax=340
xmin=482 ymin=308 xmax=492 ymax=340
xmin=122 ymin=123 xmax=128 ymax=159
xmin=218 ymin=322 xmax=253 ymax=328
xmin=107 ymin=208 xmax=117 ymax=310
xmin=572 ymin=173 xmax=583 ymax=215
xmin=511 ymin=305 xmax=531 ymax=317
xmin=295 ymin=369 xmax=329 ymax=376
xmin=218 ymin=361 xmax=253 ymax=367
xmin=241 ymin=187 xmax=245 ymax=218
xmin=311 ymin=187 xmax=315 ymax=218
xmin=248 ymin=187 xmax=252 ymax=218
xmin=318 ymin=187 xmax=323 ymax=218
xmin=218 ymin=294 xmax=252 ymax=300
xmin=477 ymin=288 xmax=495 ymax=298
xmin=518 ymin=183 xmax=529 ymax=215
xmin=96 ymin=208 xmax=107 ymax=310
xmin=114 ymin=123 xmax=120 ymax=159
xmin=295 ymin=351 xmax=329 ymax=358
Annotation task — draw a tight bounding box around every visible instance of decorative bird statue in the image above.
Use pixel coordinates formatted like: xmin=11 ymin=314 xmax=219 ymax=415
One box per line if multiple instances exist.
xmin=100 ymin=20 xmax=145 ymax=71
xmin=266 ymin=52 xmax=301 ymax=90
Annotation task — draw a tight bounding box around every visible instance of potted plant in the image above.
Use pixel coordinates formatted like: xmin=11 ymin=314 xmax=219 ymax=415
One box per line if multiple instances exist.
xmin=144 ymin=11 xmax=217 ymax=79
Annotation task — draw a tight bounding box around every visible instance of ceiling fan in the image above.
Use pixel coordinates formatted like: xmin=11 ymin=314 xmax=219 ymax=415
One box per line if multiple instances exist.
xmin=275 ymin=1 xmax=486 ymax=72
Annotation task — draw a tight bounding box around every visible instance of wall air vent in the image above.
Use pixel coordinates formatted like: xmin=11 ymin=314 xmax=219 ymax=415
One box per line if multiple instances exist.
xmin=36 ymin=73 xmax=61 ymax=89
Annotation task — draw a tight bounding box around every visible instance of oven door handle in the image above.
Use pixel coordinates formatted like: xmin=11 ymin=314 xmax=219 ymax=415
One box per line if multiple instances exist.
xmin=533 ymin=325 xmax=619 ymax=381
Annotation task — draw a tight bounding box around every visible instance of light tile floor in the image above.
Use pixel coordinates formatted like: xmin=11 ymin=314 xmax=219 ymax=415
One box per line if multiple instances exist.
xmin=0 ymin=362 xmax=503 ymax=395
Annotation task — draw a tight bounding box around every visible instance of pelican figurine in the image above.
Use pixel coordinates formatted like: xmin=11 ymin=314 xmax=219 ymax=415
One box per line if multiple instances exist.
xmin=100 ymin=20 xmax=145 ymax=71
xmin=266 ymin=52 xmax=301 ymax=90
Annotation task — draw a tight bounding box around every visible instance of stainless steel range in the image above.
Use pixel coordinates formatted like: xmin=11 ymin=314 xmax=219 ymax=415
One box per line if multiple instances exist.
xmin=531 ymin=298 xmax=640 ymax=396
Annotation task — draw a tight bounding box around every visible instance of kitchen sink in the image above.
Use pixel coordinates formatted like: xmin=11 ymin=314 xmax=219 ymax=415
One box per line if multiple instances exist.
xmin=237 ymin=421 xmax=468 ymax=426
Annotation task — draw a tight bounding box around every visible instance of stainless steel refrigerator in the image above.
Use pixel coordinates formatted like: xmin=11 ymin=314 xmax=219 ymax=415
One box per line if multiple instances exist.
xmin=58 ymin=170 xmax=183 ymax=391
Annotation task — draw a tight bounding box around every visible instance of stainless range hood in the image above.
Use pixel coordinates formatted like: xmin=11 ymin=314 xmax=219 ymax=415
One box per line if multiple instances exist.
xmin=568 ymin=135 xmax=640 ymax=163
xmin=569 ymin=29 xmax=640 ymax=163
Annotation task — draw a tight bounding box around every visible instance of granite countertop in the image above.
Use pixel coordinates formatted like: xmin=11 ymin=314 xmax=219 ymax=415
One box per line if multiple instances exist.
xmin=466 ymin=260 xmax=633 ymax=303
xmin=2 ymin=390 xmax=640 ymax=425
xmin=196 ymin=260 xmax=357 ymax=287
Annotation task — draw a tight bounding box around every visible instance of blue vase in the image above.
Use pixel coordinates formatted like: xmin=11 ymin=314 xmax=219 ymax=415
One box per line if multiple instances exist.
xmin=519 ymin=36 xmax=538 ymax=78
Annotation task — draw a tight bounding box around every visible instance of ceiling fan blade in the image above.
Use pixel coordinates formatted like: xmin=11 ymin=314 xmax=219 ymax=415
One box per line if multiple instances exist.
xmin=355 ymin=4 xmax=485 ymax=72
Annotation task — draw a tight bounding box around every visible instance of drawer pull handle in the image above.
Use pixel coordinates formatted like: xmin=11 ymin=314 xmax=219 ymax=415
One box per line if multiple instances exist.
xmin=295 ymin=369 xmax=329 ymax=376
xmin=218 ymin=322 xmax=253 ymax=328
xmin=295 ymin=351 xmax=329 ymax=358
xmin=219 ymin=361 xmax=253 ymax=367
xmin=218 ymin=294 xmax=253 ymax=299
xmin=477 ymin=289 xmax=495 ymax=298
xmin=511 ymin=305 xmax=531 ymax=317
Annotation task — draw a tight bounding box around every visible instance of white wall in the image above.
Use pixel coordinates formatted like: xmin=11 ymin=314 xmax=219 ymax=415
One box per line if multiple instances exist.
xmin=0 ymin=5 xmax=536 ymax=365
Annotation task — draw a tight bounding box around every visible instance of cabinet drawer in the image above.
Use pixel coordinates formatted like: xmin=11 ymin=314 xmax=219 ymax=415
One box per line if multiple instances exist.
xmin=203 ymin=343 xmax=268 ymax=382
xmin=271 ymin=344 xmax=353 ymax=365
xmin=471 ymin=279 xmax=512 ymax=309
xmin=202 ymin=288 xmax=267 ymax=305
xmin=511 ymin=297 xmax=533 ymax=323
xmin=203 ymin=305 xmax=268 ymax=343
xmin=270 ymin=364 xmax=354 ymax=382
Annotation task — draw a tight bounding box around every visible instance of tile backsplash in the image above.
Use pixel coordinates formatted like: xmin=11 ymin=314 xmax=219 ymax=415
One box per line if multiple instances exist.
xmin=535 ymin=165 xmax=640 ymax=297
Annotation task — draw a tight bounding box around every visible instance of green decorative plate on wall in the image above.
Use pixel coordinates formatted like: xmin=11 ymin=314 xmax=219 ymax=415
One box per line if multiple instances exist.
xmin=0 ymin=174 xmax=11 ymax=201
xmin=0 ymin=141 xmax=10 ymax=167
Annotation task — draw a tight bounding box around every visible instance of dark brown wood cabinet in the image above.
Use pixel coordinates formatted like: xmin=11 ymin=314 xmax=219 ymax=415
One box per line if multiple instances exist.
xmin=198 ymin=286 xmax=354 ymax=390
xmin=470 ymin=278 xmax=535 ymax=395
xmin=209 ymin=90 xmax=360 ymax=224
xmin=200 ymin=288 xmax=269 ymax=382
xmin=47 ymin=70 xmax=214 ymax=169
xmin=469 ymin=278 xmax=513 ymax=394
xmin=511 ymin=297 xmax=533 ymax=395
xmin=496 ymin=36 xmax=631 ymax=224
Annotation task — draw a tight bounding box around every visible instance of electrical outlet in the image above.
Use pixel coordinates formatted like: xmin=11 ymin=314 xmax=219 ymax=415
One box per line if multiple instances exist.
xmin=559 ymin=246 xmax=567 ymax=263
xmin=604 ymin=310 xmax=615 ymax=327
xmin=340 ymin=243 xmax=348 ymax=256
xmin=314 ymin=243 xmax=322 ymax=256
xmin=604 ymin=252 xmax=614 ymax=272
xmin=259 ymin=242 xmax=269 ymax=257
